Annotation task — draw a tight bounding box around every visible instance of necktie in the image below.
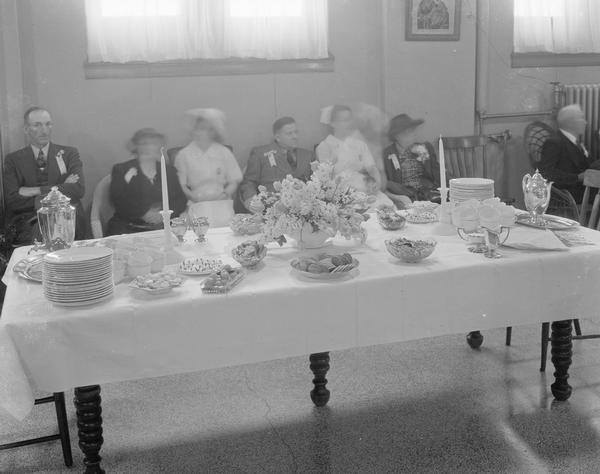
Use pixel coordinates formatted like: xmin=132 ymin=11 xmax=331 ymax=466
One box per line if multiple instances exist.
xmin=286 ymin=150 xmax=296 ymax=170
xmin=36 ymin=149 xmax=46 ymax=170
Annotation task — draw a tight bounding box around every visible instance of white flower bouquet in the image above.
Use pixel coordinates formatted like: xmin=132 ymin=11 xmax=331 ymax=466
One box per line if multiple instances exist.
xmin=252 ymin=162 xmax=372 ymax=246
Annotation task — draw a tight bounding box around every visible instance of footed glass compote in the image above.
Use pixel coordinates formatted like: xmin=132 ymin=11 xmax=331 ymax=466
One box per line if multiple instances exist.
xmin=170 ymin=217 xmax=188 ymax=243
xmin=456 ymin=228 xmax=487 ymax=253
xmin=457 ymin=226 xmax=511 ymax=258
xmin=482 ymin=226 xmax=511 ymax=259
xmin=191 ymin=217 xmax=210 ymax=243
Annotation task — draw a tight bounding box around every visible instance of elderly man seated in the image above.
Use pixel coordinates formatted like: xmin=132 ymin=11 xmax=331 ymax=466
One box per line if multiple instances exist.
xmin=539 ymin=104 xmax=600 ymax=202
xmin=3 ymin=107 xmax=86 ymax=244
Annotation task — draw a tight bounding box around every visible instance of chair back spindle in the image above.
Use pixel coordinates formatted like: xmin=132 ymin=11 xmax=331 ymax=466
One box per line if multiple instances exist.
xmin=580 ymin=169 xmax=600 ymax=229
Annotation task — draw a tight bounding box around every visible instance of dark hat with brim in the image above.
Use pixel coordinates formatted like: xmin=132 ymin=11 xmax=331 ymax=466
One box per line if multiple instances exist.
xmin=388 ymin=114 xmax=425 ymax=140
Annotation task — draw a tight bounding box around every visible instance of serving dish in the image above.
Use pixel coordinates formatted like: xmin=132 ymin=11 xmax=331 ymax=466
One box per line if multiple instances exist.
xmin=178 ymin=258 xmax=224 ymax=275
xmin=201 ymin=266 xmax=245 ymax=294
xmin=516 ymin=213 xmax=579 ymax=231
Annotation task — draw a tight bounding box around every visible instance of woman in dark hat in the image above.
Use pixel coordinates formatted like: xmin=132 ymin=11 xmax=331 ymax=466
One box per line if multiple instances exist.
xmin=382 ymin=114 xmax=440 ymax=206
xmin=107 ymin=128 xmax=187 ymax=235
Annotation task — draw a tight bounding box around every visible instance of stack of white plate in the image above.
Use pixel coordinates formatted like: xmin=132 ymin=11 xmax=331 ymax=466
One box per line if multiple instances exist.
xmin=449 ymin=178 xmax=495 ymax=202
xmin=43 ymin=247 xmax=114 ymax=307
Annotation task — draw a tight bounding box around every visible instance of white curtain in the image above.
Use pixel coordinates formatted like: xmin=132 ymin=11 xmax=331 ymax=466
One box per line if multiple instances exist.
xmin=85 ymin=0 xmax=328 ymax=62
xmin=514 ymin=0 xmax=600 ymax=53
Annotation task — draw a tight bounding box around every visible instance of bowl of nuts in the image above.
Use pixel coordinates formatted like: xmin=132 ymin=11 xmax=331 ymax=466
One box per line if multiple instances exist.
xmin=385 ymin=237 xmax=437 ymax=263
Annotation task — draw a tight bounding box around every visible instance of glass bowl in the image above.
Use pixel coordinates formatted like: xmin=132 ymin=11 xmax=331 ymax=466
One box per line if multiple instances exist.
xmin=231 ymin=241 xmax=267 ymax=268
xmin=385 ymin=237 xmax=437 ymax=263
xmin=376 ymin=209 xmax=406 ymax=231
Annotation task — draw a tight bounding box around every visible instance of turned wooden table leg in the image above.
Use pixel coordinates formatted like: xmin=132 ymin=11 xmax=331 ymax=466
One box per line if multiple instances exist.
xmin=74 ymin=385 xmax=104 ymax=474
xmin=309 ymin=352 xmax=330 ymax=407
xmin=551 ymin=320 xmax=573 ymax=401
xmin=466 ymin=331 xmax=484 ymax=349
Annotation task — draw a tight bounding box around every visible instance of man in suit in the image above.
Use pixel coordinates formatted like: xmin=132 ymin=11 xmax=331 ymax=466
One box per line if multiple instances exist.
xmin=3 ymin=107 xmax=86 ymax=243
xmin=236 ymin=117 xmax=315 ymax=213
xmin=539 ymin=104 xmax=600 ymax=202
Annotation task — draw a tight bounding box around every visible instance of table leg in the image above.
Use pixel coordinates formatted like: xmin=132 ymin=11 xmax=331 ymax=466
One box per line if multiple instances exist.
xmin=74 ymin=385 xmax=104 ymax=474
xmin=550 ymin=320 xmax=573 ymax=401
xmin=466 ymin=331 xmax=484 ymax=349
xmin=309 ymin=352 xmax=330 ymax=407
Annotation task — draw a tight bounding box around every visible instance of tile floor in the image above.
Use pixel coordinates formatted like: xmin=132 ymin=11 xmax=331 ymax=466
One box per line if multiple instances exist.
xmin=2 ymin=321 xmax=600 ymax=473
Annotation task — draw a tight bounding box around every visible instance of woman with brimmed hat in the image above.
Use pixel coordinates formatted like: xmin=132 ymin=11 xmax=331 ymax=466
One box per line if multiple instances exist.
xmin=383 ymin=114 xmax=440 ymax=205
xmin=107 ymin=128 xmax=187 ymax=235
xmin=175 ymin=108 xmax=242 ymax=227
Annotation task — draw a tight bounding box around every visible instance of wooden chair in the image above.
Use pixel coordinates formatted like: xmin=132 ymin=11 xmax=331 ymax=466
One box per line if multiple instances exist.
xmin=443 ymin=132 xmax=513 ymax=202
xmin=0 ymin=392 xmax=72 ymax=467
xmin=547 ymin=187 xmax=580 ymax=221
xmin=580 ymin=169 xmax=600 ymax=227
xmin=90 ymin=175 xmax=114 ymax=239
xmin=523 ymin=121 xmax=577 ymax=218
xmin=443 ymin=135 xmax=491 ymax=179
xmin=523 ymin=121 xmax=555 ymax=169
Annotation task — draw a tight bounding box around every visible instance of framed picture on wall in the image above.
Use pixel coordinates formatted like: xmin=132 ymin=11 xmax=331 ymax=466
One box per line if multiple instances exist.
xmin=405 ymin=0 xmax=461 ymax=41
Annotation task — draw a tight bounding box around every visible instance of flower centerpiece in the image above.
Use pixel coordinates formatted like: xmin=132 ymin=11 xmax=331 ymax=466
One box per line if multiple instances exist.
xmin=251 ymin=162 xmax=373 ymax=248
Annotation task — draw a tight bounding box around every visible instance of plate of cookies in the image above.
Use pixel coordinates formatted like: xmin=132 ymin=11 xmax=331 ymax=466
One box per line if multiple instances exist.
xmin=290 ymin=252 xmax=359 ymax=280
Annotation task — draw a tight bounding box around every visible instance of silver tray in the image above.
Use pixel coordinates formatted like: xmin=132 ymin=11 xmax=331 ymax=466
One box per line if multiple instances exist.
xmin=516 ymin=214 xmax=579 ymax=230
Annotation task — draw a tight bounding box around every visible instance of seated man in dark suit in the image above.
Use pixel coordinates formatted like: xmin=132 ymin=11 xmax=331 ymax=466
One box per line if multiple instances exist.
xmin=235 ymin=117 xmax=315 ymax=213
xmin=539 ymin=104 xmax=600 ymax=202
xmin=3 ymin=107 xmax=86 ymax=244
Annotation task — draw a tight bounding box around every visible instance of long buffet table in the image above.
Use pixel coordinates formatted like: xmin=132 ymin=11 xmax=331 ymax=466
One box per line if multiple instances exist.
xmin=2 ymin=217 xmax=600 ymax=473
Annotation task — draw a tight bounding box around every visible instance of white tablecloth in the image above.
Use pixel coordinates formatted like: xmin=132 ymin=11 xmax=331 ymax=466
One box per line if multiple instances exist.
xmin=2 ymin=219 xmax=600 ymax=420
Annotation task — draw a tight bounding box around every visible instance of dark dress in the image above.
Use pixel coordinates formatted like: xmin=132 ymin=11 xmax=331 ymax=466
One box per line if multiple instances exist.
xmin=539 ymin=131 xmax=600 ymax=202
xmin=383 ymin=142 xmax=440 ymax=201
xmin=107 ymin=158 xmax=187 ymax=236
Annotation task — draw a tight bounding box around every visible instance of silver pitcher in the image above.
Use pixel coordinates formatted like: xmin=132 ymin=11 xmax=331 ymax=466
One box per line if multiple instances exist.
xmin=522 ymin=170 xmax=553 ymax=225
xmin=36 ymin=186 xmax=76 ymax=251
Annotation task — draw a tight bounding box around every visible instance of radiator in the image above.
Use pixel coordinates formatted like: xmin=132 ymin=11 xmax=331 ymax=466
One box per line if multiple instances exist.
xmin=564 ymin=84 xmax=600 ymax=161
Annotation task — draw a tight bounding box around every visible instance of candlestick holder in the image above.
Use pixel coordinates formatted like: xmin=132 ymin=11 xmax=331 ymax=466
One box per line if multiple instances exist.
xmin=159 ymin=210 xmax=184 ymax=264
xmin=432 ymin=187 xmax=455 ymax=236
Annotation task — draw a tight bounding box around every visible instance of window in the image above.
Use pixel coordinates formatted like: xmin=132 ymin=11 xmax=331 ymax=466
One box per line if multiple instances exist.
xmin=512 ymin=0 xmax=600 ymax=67
xmin=85 ymin=0 xmax=329 ymax=63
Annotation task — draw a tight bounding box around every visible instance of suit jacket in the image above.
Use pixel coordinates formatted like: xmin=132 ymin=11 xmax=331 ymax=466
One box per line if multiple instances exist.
xmin=539 ymin=132 xmax=596 ymax=202
xmin=238 ymin=142 xmax=315 ymax=207
xmin=110 ymin=158 xmax=187 ymax=224
xmin=3 ymin=143 xmax=85 ymax=214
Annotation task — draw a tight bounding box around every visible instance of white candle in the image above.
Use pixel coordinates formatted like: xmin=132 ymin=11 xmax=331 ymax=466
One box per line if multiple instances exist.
xmin=160 ymin=148 xmax=169 ymax=212
xmin=438 ymin=135 xmax=447 ymax=192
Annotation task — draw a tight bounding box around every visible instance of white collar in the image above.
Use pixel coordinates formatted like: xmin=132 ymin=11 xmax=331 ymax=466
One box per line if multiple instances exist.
xmin=559 ymin=129 xmax=579 ymax=145
xmin=31 ymin=143 xmax=50 ymax=157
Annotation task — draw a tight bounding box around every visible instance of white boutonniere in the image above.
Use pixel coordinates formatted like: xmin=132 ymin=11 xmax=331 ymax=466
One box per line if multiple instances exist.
xmin=410 ymin=144 xmax=430 ymax=163
xmin=124 ymin=167 xmax=138 ymax=184
xmin=55 ymin=149 xmax=67 ymax=175
xmin=388 ymin=153 xmax=400 ymax=170
xmin=264 ymin=150 xmax=277 ymax=167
